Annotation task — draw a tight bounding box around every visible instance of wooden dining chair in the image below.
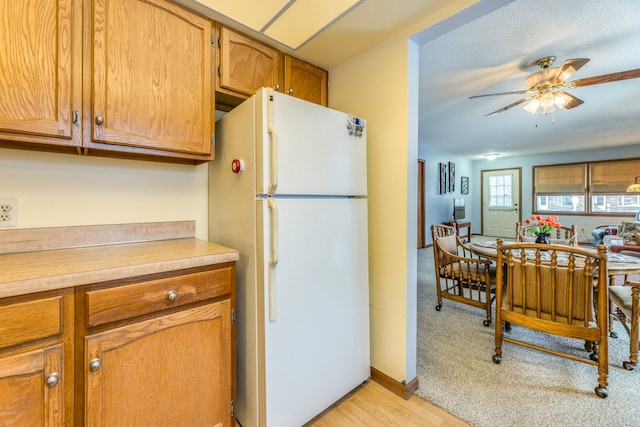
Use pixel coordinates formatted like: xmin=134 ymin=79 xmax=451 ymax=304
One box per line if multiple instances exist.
xmin=431 ymin=224 xmax=496 ymax=326
xmin=609 ymin=280 xmax=640 ymax=370
xmin=493 ymin=240 xmax=609 ymax=398
xmin=515 ymin=222 xmax=578 ymax=247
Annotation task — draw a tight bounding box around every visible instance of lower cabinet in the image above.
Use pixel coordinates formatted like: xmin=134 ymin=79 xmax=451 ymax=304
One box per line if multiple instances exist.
xmin=84 ymin=301 xmax=232 ymax=426
xmin=0 ymin=262 xmax=235 ymax=427
xmin=0 ymin=289 xmax=72 ymax=427
xmin=0 ymin=345 xmax=65 ymax=427
xmin=76 ymin=263 xmax=236 ymax=427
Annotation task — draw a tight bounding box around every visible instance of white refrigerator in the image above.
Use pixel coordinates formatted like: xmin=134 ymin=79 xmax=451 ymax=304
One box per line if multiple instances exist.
xmin=208 ymin=88 xmax=370 ymax=427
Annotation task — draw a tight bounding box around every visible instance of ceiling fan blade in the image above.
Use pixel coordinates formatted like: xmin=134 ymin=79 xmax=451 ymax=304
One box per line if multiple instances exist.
xmin=469 ymin=90 xmax=530 ymax=99
xmin=554 ymin=91 xmax=584 ymax=109
xmin=571 ymin=68 xmax=640 ymax=87
xmin=485 ymin=95 xmax=537 ymax=117
xmin=550 ymin=58 xmax=590 ymax=84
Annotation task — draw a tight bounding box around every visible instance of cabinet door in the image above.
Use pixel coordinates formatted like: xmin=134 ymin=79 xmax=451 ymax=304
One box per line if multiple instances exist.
xmin=284 ymin=56 xmax=328 ymax=106
xmin=88 ymin=0 xmax=213 ymax=155
xmin=0 ymin=345 xmax=64 ymax=427
xmin=0 ymin=0 xmax=81 ymax=147
xmin=218 ymin=26 xmax=282 ymax=97
xmin=85 ymin=301 xmax=232 ymax=427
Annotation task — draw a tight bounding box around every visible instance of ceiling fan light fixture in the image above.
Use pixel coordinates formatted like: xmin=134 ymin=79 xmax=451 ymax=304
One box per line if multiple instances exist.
xmin=554 ymin=92 xmax=571 ymax=108
xmin=523 ymin=98 xmax=540 ymax=114
xmin=539 ymin=92 xmax=556 ymax=114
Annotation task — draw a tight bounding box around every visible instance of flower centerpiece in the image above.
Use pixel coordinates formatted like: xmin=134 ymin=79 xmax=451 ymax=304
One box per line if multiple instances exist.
xmin=524 ymin=215 xmax=562 ymax=244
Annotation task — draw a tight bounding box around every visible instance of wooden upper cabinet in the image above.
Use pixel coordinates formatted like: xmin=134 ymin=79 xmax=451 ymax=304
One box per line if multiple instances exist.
xmin=86 ymin=0 xmax=213 ymax=157
xmin=215 ymin=25 xmax=328 ymax=108
xmin=217 ymin=25 xmax=282 ymax=99
xmin=284 ymin=56 xmax=328 ymax=106
xmin=0 ymin=0 xmax=81 ymax=149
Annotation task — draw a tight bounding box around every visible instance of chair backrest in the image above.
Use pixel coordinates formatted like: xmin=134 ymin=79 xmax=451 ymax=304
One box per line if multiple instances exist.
xmin=496 ymin=241 xmax=607 ymax=325
xmin=515 ymin=222 xmax=578 ymax=247
xmin=431 ymin=224 xmax=458 ymax=266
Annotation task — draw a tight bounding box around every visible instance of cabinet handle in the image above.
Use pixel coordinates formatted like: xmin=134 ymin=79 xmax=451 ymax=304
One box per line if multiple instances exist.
xmin=274 ymin=84 xmax=280 ymax=90
xmin=46 ymin=372 xmax=59 ymax=388
xmin=287 ymin=88 xmax=294 ymax=94
xmin=89 ymin=358 xmax=101 ymax=372
xmin=95 ymin=115 xmax=104 ymax=125
xmin=167 ymin=290 xmax=178 ymax=301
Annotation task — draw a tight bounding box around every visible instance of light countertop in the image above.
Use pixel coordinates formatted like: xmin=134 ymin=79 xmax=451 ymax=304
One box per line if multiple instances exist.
xmin=0 ymin=222 xmax=238 ymax=298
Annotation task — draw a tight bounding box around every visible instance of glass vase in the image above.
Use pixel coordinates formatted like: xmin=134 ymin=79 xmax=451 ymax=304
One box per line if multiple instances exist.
xmin=535 ymin=232 xmax=550 ymax=244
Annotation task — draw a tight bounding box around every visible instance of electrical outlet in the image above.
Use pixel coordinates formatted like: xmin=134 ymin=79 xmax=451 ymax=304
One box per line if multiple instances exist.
xmin=0 ymin=198 xmax=17 ymax=227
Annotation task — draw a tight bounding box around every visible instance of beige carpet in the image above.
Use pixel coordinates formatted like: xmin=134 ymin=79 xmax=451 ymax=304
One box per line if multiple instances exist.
xmin=416 ymin=245 xmax=640 ymax=427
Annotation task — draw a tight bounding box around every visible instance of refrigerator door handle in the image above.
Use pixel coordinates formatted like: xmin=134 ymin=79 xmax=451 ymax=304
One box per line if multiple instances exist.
xmin=267 ymin=198 xmax=279 ymax=321
xmin=267 ymin=93 xmax=278 ymax=194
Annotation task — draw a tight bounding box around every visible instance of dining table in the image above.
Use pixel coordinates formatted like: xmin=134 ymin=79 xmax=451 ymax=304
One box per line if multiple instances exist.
xmin=469 ymin=240 xmax=640 ymax=286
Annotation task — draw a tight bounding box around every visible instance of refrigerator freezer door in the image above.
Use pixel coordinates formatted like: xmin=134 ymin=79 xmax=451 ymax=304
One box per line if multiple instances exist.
xmin=255 ymin=88 xmax=367 ymax=197
xmin=257 ymin=197 xmax=370 ymax=427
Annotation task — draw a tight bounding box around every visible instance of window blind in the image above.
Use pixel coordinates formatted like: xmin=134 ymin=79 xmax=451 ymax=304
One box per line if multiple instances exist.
xmin=590 ymin=160 xmax=640 ymax=193
xmin=535 ymin=164 xmax=586 ymax=193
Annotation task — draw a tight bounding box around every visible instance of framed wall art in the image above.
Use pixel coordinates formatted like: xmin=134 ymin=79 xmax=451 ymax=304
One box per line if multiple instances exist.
xmin=439 ymin=162 xmax=447 ymax=194
xmin=448 ymin=162 xmax=455 ymax=192
xmin=461 ymin=176 xmax=469 ymax=194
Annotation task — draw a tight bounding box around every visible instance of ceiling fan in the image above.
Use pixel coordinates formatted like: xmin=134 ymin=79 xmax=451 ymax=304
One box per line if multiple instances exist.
xmin=470 ymin=56 xmax=640 ymax=120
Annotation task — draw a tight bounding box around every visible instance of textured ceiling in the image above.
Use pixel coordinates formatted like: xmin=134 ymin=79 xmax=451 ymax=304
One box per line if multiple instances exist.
xmin=417 ymin=0 xmax=640 ymax=159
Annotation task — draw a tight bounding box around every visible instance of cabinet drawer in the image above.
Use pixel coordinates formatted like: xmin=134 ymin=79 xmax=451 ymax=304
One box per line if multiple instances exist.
xmin=85 ymin=267 xmax=232 ymax=327
xmin=0 ymin=296 xmax=62 ymax=349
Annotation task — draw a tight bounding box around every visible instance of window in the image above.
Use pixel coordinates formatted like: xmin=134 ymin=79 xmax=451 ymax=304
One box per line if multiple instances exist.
xmin=488 ymin=174 xmax=513 ymax=210
xmin=533 ymin=159 xmax=640 ymax=215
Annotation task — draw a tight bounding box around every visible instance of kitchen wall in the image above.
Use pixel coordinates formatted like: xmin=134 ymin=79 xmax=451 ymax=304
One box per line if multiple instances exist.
xmin=329 ymin=0 xmax=479 ymax=390
xmin=0 ymin=148 xmax=209 ymax=239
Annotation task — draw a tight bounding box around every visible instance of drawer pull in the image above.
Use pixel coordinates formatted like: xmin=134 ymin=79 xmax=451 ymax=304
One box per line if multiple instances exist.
xmin=89 ymin=358 xmax=101 ymax=372
xmin=95 ymin=115 xmax=104 ymax=125
xmin=46 ymin=372 xmax=59 ymax=388
xmin=167 ymin=290 xmax=179 ymax=301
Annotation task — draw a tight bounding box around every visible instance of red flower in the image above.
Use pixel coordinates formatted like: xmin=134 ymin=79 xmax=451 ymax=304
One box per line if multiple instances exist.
xmin=526 ymin=215 xmax=562 ymax=235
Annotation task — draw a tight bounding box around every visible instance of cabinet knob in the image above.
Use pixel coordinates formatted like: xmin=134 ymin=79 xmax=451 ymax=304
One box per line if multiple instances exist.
xmin=274 ymin=84 xmax=280 ymax=90
xmin=89 ymin=358 xmax=101 ymax=372
xmin=46 ymin=372 xmax=59 ymax=388
xmin=287 ymin=88 xmax=294 ymax=94
xmin=167 ymin=290 xmax=179 ymax=301
xmin=95 ymin=115 xmax=104 ymax=125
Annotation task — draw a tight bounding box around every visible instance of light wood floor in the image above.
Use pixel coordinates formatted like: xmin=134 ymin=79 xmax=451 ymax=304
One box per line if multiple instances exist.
xmin=305 ymin=380 xmax=470 ymax=427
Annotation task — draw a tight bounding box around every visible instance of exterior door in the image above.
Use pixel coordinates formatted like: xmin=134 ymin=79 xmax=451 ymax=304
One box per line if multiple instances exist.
xmin=482 ymin=168 xmax=521 ymax=238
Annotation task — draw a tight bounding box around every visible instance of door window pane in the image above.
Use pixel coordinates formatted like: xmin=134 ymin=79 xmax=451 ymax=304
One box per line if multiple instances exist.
xmin=488 ymin=175 xmax=513 ymax=210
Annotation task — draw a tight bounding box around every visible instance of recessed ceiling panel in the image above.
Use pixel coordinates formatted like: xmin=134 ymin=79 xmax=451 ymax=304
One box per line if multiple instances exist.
xmin=197 ymin=0 xmax=290 ymax=31
xmin=263 ymin=0 xmax=360 ymax=49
